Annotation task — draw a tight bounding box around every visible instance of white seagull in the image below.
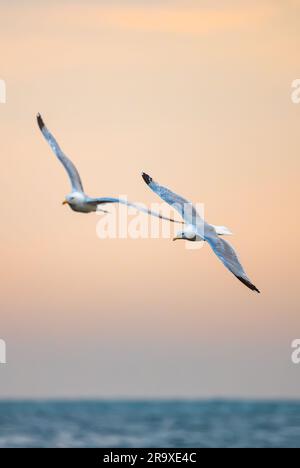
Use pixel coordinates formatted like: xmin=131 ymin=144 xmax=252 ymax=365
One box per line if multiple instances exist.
xmin=36 ymin=114 xmax=182 ymax=224
xmin=142 ymin=172 xmax=260 ymax=293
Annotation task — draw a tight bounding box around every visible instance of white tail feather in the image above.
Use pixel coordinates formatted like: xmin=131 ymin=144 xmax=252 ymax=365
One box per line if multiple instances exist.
xmin=213 ymin=225 xmax=233 ymax=236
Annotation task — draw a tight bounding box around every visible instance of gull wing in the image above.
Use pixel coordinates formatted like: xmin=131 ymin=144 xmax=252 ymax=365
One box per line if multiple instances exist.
xmin=37 ymin=114 xmax=84 ymax=193
xmin=142 ymin=172 xmax=203 ymax=227
xmin=205 ymin=234 xmax=260 ymax=292
xmin=86 ymin=197 xmax=183 ymax=223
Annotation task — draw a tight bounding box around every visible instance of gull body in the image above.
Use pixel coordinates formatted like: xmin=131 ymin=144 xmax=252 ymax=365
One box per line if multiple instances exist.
xmin=174 ymin=223 xmax=232 ymax=241
xmin=64 ymin=192 xmax=92 ymax=213
xmin=142 ymin=172 xmax=260 ymax=293
xmin=36 ymin=114 xmax=182 ymax=223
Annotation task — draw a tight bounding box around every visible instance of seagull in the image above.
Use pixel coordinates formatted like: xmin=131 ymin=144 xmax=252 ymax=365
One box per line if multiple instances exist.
xmin=36 ymin=114 xmax=182 ymax=223
xmin=142 ymin=172 xmax=260 ymax=293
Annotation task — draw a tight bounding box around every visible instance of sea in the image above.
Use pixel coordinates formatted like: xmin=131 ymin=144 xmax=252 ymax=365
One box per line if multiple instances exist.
xmin=0 ymin=400 xmax=300 ymax=448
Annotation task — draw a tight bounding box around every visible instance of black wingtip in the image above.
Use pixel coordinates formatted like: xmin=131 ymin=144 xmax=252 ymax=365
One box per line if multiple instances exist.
xmin=37 ymin=113 xmax=45 ymax=131
xmin=142 ymin=172 xmax=152 ymax=185
xmin=235 ymin=275 xmax=260 ymax=293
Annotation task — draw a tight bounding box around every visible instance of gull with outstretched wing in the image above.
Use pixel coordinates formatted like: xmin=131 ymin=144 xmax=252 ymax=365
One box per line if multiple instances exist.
xmin=36 ymin=114 xmax=182 ymax=223
xmin=142 ymin=172 xmax=259 ymax=293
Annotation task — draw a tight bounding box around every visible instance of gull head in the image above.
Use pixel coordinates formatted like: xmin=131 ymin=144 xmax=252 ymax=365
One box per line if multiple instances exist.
xmin=173 ymin=226 xmax=198 ymax=242
xmin=63 ymin=192 xmax=85 ymax=207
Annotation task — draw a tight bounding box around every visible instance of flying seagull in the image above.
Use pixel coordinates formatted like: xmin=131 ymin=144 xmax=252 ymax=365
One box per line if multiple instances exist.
xmin=36 ymin=114 xmax=182 ymax=223
xmin=142 ymin=172 xmax=260 ymax=293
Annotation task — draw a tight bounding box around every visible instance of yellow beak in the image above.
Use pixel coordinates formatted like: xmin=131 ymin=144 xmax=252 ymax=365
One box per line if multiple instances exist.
xmin=62 ymin=200 xmax=68 ymax=205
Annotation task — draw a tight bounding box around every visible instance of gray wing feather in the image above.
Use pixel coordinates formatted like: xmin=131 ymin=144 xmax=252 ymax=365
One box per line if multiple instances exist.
xmin=206 ymin=235 xmax=260 ymax=292
xmin=37 ymin=114 xmax=84 ymax=192
xmin=142 ymin=173 xmax=202 ymax=226
xmin=86 ymin=197 xmax=183 ymax=223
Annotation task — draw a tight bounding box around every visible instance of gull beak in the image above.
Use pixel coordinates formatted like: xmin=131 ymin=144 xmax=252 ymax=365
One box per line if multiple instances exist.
xmin=62 ymin=200 xmax=68 ymax=205
xmin=172 ymin=237 xmax=179 ymax=241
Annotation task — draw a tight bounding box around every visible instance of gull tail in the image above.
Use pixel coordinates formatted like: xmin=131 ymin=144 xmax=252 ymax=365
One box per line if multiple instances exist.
xmin=213 ymin=225 xmax=233 ymax=236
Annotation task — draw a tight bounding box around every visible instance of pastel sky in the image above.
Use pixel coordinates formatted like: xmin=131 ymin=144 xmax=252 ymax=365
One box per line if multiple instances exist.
xmin=0 ymin=0 xmax=300 ymax=398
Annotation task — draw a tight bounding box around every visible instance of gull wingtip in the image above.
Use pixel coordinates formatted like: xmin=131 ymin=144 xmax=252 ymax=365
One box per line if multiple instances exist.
xmin=250 ymin=282 xmax=260 ymax=294
xmin=37 ymin=113 xmax=45 ymax=131
xmin=235 ymin=275 xmax=260 ymax=293
xmin=142 ymin=172 xmax=152 ymax=185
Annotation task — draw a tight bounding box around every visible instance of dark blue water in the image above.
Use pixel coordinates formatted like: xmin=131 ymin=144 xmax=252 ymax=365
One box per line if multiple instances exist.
xmin=0 ymin=400 xmax=300 ymax=448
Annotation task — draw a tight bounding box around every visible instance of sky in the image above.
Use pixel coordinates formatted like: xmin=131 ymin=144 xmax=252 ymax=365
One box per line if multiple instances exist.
xmin=0 ymin=0 xmax=300 ymax=399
